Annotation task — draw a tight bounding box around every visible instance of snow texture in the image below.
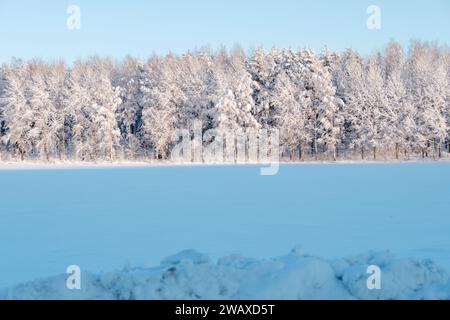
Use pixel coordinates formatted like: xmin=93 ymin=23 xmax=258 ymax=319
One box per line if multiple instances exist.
xmin=1 ymin=248 xmax=449 ymax=300
xmin=1 ymin=164 xmax=450 ymax=291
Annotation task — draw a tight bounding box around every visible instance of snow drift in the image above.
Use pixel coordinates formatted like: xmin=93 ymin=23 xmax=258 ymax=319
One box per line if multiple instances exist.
xmin=2 ymin=247 xmax=450 ymax=300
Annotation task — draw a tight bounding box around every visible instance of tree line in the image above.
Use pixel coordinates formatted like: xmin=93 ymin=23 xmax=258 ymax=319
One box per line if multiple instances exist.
xmin=0 ymin=40 xmax=449 ymax=162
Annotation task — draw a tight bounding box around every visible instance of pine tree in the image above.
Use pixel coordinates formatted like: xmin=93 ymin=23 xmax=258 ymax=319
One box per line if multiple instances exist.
xmin=141 ymin=55 xmax=180 ymax=159
xmin=1 ymin=60 xmax=33 ymax=160
xmin=247 ymin=47 xmax=275 ymax=129
xmin=363 ymin=54 xmax=388 ymax=160
xmin=336 ymin=49 xmax=368 ymax=158
xmin=301 ymin=49 xmax=342 ymax=160
xmin=383 ymin=41 xmax=409 ymax=159
xmin=407 ymin=42 xmax=448 ymax=158
xmin=115 ymin=56 xmax=147 ymax=159
xmin=271 ymin=70 xmax=309 ymax=160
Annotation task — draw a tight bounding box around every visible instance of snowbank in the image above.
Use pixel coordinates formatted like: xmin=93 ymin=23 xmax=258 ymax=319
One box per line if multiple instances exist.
xmin=2 ymin=248 xmax=449 ymax=300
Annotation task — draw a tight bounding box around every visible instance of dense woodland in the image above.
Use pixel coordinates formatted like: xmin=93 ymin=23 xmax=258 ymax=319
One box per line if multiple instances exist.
xmin=0 ymin=41 xmax=449 ymax=162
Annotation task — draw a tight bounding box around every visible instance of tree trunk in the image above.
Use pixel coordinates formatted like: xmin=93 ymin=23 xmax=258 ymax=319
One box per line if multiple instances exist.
xmin=59 ymin=142 xmax=65 ymax=161
xmin=395 ymin=143 xmax=399 ymax=160
xmin=373 ymin=146 xmax=376 ymax=160
xmin=314 ymin=140 xmax=318 ymax=161
xmin=433 ymin=140 xmax=436 ymax=160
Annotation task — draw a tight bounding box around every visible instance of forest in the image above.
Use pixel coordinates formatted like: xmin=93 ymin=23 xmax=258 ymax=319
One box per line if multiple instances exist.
xmin=0 ymin=40 xmax=449 ymax=162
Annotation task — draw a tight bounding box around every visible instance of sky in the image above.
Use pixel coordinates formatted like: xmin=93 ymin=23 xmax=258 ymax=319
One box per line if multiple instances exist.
xmin=0 ymin=0 xmax=449 ymax=63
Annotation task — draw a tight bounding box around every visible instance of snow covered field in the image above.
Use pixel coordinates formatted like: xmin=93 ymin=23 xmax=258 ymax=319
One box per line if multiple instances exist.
xmin=0 ymin=163 xmax=450 ymax=299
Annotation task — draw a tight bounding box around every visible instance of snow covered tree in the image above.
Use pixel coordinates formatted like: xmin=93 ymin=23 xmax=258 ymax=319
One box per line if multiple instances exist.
xmin=0 ymin=42 xmax=448 ymax=162
xmin=406 ymin=42 xmax=448 ymax=158
xmin=271 ymin=70 xmax=310 ymax=160
xmin=211 ymin=49 xmax=260 ymax=161
xmin=321 ymin=48 xmax=345 ymax=159
xmin=141 ymin=55 xmax=180 ymax=159
xmin=0 ymin=60 xmax=33 ymax=160
xmin=335 ymin=49 xmax=369 ymax=158
xmin=24 ymin=61 xmax=67 ymax=160
xmin=247 ymin=47 xmax=276 ymax=129
xmin=383 ymin=41 xmax=411 ymax=159
xmin=0 ymin=64 xmax=8 ymax=158
xmin=362 ymin=54 xmax=388 ymax=160
xmin=89 ymin=58 xmax=122 ymax=160
xmin=444 ymin=49 xmax=450 ymax=153
xmin=62 ymin=58 xmax=121 ymax=161
xmin=301 ymin=49 xmax=342 ymax=160
xmin=114 ymin=56 xmax=148 ymax=159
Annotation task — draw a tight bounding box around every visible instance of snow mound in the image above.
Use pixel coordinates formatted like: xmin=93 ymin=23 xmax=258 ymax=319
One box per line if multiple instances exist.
xmin=2 ymin=249 xmax=450 ymax=300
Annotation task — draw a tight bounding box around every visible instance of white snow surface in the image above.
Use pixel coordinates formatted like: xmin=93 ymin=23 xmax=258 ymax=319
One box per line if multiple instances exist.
xmin=2 ymin=248 xmax=450 ymax=300
xmin=1 ymin=159 xmax=449 ymax=171
xmin=1 ymin=164 xmax=450 ymax=299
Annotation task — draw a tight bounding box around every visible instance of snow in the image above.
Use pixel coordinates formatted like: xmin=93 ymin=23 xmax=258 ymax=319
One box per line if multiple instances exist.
xmin=1 ymin=248 xmax=449 ymax=300
xmin=0 ymin=158 xmax=449 ymax=171
xmin=0 ymin=163 xmax=450 ymax=299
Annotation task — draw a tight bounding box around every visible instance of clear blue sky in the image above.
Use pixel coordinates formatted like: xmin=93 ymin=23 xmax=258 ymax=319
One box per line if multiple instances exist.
xmin=0 ymin=0 xmax=449 ymax=63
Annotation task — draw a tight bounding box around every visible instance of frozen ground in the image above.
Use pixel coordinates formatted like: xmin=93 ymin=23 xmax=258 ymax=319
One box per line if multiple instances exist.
xmin=2 ymin=248 xmax=450 ymax=300
xmin=0 ymin=163 xmax=449 ymax=298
